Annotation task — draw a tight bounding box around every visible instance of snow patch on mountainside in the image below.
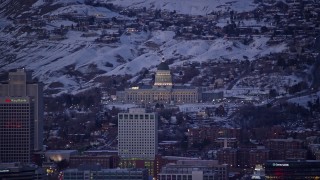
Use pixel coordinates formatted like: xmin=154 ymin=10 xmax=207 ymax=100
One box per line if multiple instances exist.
xmin=0 ymin=22 xmax=287 ymax=95
xmin=288 ymin=92 xmax=320 ymax=108
xmin=108 ymin=0 xmax=257 ymax=15
xmin=106 ymin=52 xmax=160 ymax=75
xmin=101 ymin=36 xmax=287 ymax=76
xmin=33 ymin=0 xmax=85 ymax=7
xmin=0 ymin=0 xmax=289 ymax=96
xmin=148 ymin=30 xmax=175 ymax=45
xmin=48 ymin=4 xmax=118 ymax=17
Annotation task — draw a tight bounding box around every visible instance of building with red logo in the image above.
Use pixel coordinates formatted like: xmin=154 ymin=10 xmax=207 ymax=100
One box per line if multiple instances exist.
xmin=0 ymin=69 xmax=43 ymax=163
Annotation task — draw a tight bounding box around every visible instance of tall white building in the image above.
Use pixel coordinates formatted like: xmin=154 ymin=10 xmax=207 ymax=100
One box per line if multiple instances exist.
xmin=118 ymin=108 xmax=158 ymax=160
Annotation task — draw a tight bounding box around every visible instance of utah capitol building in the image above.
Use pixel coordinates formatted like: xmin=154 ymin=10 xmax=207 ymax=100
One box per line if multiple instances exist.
xmin=116 ymin=60 xmax=199 ymax=104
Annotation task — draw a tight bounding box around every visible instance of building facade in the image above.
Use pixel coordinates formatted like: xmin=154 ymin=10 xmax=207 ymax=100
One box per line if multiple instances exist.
xmin=116 ymin=61 xmax=199 ymax=104
xmin=0 ymin=163 xmax=45 ymax=180
xmin=158 ymin=160 xmax=228 ymax=180
xmin=118 ymin=108 xmax=158 ymax=160
xmin=265 ymin=138 xmax=305 ymax=160
xmin=63 ymin=168 xmax=149 ymax=180
xmin=0 ymin=69 xmax=43 ymax=163
xmin=217 ymin=148 xmax=237 ymax=168
xmin=0 ymin=97 xmax=34 ymax=163
xmin=118 ymin=108 xmax=158 ymax=177
xmin=265 ymin=160 xmax=320 ymax=179
xmin=249 ymin=148 xmax=269 ymax=168
xmin=69 ymin=155 xmax=117 ymax=168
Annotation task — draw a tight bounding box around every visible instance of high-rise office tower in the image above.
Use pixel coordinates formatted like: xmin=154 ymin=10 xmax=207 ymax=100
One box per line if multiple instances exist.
xmin=0 ymin=69 xmax=43 ymax=163
xmin=118 ymin=108 xmax=158 ymax=160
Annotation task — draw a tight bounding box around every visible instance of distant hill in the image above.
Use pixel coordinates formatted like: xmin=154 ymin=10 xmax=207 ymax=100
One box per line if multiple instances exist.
xmin=0 ymin=0 xmax=292 ymax=97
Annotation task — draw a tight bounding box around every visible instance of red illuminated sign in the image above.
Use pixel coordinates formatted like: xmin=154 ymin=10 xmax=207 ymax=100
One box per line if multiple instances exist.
xmin=4 ymin=98 xmax=27 ymax=103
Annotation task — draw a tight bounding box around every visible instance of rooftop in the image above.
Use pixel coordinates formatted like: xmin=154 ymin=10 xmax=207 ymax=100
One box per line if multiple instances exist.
xmin=157 ymin=61 xmax=170 ymax=71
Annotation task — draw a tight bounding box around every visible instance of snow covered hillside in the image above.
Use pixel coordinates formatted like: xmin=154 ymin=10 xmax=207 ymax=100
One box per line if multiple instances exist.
xmin=0 ymin=0 xmax=291 ymax=96
xmin=105 ymin=0 xmax=257 ymax=15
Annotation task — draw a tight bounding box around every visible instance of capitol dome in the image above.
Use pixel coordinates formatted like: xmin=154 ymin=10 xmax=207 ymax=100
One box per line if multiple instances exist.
xmin=157 ymin=61 xmax=170 ymax=71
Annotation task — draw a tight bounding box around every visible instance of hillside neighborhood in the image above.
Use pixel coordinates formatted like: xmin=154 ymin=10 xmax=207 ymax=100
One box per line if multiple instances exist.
xmin=1 ymin=0 xmax=320 ymax=179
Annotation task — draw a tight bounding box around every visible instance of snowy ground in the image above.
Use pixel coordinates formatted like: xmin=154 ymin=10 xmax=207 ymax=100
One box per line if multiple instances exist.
xmin=0 ymin=27 xmax=288 ymax=95
xmin=107 ymin=0 xmax=257 ymax=15
xmin=288 ymin=92 xmax=320 ymax=108
xmin=0 ymin=0 xmax=290 ymax=97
